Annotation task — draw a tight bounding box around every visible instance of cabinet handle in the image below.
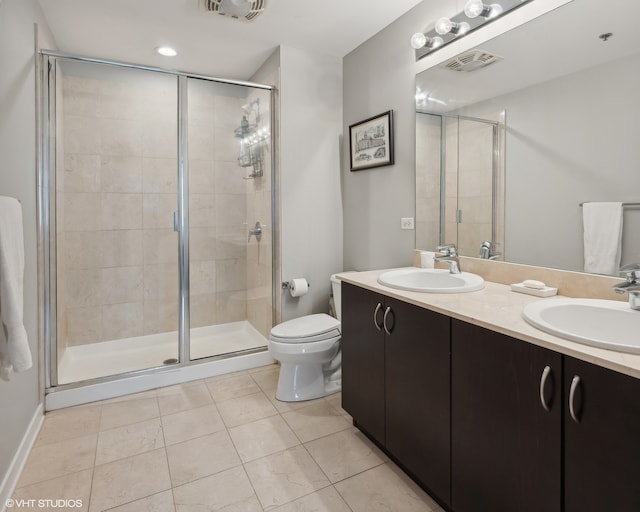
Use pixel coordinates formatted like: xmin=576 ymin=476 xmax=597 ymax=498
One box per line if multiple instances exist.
xmin=569 ymin=375 xmax=581 ymax=423
xmin=383 ymin=306 xmax=393 ymax=335
xmin=373 ymin=303 xmax=383 ymax=331
xmin=539 ymin=365 xmax=552 ymax=412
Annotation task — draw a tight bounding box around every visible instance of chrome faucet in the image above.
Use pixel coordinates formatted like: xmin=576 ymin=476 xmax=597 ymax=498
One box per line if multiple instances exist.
xmin=613 ymin=268 xmax=640 ymax=311
xmin=479 ymin=241 xmax=502 ymax=260
xmin=435 ymin=244 xmax=461 ymax=274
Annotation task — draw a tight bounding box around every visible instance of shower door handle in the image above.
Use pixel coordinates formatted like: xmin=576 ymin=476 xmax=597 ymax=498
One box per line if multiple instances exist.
xmin=174 ymin=211 xmax=179 ymax=232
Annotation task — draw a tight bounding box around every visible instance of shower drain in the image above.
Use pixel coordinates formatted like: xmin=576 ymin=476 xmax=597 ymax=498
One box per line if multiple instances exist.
xmin=163 ymin=358 xmax=178 ymax=365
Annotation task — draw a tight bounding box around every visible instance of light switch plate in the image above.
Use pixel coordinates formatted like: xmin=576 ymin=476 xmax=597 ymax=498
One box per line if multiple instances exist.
xmin=401 ymin=217 xmax=415 ymax=230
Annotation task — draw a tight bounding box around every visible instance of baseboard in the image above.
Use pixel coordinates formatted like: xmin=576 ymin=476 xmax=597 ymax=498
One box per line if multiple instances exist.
xmin=0 ymin=404 xmax=44 ymax=512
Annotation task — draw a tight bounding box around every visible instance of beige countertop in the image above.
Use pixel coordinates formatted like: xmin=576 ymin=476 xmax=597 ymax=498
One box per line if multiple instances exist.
xmin=338 ymin=268 xmax=640 ymax=380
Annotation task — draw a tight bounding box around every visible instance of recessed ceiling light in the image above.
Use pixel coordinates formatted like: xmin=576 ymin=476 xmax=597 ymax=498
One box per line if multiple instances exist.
xmin=156 ymin=46 xmax=177 ymax=57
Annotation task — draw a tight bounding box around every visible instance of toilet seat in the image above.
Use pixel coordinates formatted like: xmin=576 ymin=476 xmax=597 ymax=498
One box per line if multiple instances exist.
xmin=270 ymin=313 xmax=340 ymax=344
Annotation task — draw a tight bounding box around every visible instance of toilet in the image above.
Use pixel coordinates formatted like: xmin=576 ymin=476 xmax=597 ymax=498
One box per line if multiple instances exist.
xmin=269 ymin=274 xmax=344 ymax=402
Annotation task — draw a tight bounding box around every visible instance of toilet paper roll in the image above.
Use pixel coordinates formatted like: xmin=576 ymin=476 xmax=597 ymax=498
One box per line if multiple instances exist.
xmin=420 ymin=251 xmax=435 ymax=268
xmin=289 ymin=278 xmax=309 ymax=297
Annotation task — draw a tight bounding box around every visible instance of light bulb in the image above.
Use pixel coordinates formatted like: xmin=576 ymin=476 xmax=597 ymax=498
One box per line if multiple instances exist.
xmin=435 ymin=18 xmax=470 ymax=36
xmin=464 ymin=0 xmax=485 ymax=18
xmin=464 ymin=0 xmax=503 ymax=19
xmin=410 ymin=32 xmax=427 ymax=49
xmin=487 ymin=3 xmax=503 ymax=18
xmin=428 ymin=36 xmax=444 ymax=49
xmin=435 ymin=17 xmax=454 ymax=35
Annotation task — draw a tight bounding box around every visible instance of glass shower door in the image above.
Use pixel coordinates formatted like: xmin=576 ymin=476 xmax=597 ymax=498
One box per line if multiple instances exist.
xmin=186 ymin=78 xmax=272 ymax=360
xmin=52 ymin=58 xmax=180 ymax=384
xmin=456 ymin=118 xmax=496 ymax=257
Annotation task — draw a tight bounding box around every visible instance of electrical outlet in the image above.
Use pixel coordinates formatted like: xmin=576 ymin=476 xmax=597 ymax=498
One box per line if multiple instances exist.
xmin=401 ymin=217 xmax=415 ymax=230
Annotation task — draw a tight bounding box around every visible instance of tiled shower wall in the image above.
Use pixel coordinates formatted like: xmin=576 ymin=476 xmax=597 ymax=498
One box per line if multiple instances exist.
xmin=57 ymin=68 xmax=270 ymax=348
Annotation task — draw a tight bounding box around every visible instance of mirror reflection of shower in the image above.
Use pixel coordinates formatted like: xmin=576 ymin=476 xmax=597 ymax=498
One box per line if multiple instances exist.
xmin=415 ymin=111 xmax=505 ymax=258
xmin=237 ymin=98 xmax=270 ymax=179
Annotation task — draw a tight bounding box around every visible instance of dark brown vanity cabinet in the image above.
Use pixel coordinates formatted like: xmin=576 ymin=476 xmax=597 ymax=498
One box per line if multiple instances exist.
xmin=451 ymin=320 xmax=562 ymax=512
xmin=342 ymin=282 xmax=640 ymax=512
xmin=341 ymin=282 xmax=451 ymax=505
xmin=564 ymin=357 xmax=640 ymax=512
xmin=341 ymin=283 xmax=385 ymax=443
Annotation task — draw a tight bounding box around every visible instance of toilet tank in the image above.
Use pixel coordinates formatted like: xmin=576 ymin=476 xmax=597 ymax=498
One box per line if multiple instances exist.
xmin=330 ymin=273 xmax=351 ymax=321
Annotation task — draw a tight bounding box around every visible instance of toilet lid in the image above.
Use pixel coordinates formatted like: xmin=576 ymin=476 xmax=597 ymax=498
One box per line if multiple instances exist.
xmin=270 ymin=313 xmax=341 ymax=343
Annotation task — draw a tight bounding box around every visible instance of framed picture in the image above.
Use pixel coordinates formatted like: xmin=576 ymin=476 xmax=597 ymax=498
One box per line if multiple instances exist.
xmin=349 ymin=110 xmax=394 ymax=171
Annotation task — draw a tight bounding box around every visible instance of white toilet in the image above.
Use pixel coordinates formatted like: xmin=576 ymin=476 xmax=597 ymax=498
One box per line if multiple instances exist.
xmin=269 ymin=274 xmax=344 ymax=402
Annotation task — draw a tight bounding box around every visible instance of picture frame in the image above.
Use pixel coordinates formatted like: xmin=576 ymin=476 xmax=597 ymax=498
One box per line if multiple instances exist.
xmin=349 ymin=110 xmax=394 ymax=171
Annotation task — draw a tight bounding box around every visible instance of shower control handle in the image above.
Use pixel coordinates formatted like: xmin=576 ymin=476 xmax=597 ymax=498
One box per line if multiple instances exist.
xmin=248 ymin=221 xmax=263 ymax=242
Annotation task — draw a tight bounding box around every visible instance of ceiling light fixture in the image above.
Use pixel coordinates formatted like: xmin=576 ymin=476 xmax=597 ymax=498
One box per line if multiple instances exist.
xmin=412 ymin=0 xmax=533 ymax=61
xmin=156 ymin=46 xmax=178 ymax=57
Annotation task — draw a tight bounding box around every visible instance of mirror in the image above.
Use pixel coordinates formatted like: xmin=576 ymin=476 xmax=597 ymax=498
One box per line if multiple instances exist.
xmin=415 ymin=0 xmax=640 ymax=274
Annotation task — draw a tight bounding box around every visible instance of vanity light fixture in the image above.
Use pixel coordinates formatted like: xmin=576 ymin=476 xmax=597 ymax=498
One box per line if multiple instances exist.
xmin=412 ymin=0 xmax=533 ymax=61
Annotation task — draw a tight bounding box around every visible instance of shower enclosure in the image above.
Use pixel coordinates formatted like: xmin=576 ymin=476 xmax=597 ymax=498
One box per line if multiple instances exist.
xmin=39 ymin=52 xmax=276 ymax=405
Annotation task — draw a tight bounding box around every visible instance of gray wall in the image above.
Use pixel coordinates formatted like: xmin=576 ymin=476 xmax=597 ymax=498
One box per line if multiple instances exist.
xmin=0 ymin=0 xmax=54 ymax=490
xmin=342 ymin=3 xmax=429 ymax=271
xmin=279 ymin=46 xmax=343 ymax=320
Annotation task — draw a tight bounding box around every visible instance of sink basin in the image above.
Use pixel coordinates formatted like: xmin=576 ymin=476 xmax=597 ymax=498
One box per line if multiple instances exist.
xmin=377 ymin=268 xmax=484 ymax=293
xmin=523 ymin=298 xmax=640 ymax=354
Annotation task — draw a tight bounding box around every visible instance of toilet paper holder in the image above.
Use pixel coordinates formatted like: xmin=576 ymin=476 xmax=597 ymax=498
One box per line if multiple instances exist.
xmin=281 ymin=280 xmax=311 ymax=289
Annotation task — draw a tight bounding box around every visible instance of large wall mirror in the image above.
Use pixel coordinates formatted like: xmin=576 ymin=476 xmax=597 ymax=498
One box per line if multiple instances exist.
xmin=415 ymin=0 xmax=640 ymax=275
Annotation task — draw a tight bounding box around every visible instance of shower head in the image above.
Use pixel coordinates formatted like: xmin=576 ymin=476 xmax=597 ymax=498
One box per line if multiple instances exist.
xmin=199 ymin=0 xmax=268 ymax=22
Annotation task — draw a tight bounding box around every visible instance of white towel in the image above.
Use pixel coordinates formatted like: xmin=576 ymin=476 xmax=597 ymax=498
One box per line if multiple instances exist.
xmin=583 ymin=202 xmax=623 ymax=276
xmin=0 ymin=196 xmax=32 ymax=380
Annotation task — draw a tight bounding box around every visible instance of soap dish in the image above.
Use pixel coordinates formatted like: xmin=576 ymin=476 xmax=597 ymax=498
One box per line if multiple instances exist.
xmin=510 ymin=282 xmax=558 ymax=297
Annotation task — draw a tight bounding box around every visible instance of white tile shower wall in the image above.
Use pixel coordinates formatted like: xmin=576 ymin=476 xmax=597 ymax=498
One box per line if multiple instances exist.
xmin=58 ymin=72 xmax=255 ymax=346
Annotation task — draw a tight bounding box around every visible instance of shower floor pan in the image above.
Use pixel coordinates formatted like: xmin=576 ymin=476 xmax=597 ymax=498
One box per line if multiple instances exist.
xmin=57 ymin=321 xmax=268 ymax=385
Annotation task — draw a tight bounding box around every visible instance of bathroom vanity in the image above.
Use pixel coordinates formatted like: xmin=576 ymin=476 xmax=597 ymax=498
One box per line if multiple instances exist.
xmin=339 ymin=270 xmax=640 ymax=512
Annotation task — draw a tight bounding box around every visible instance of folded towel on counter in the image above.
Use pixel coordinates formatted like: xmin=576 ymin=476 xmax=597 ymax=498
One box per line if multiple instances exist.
xmin=583 ymin=202 xmax=623 ymax=276
xmin=0 ymin=196 xmax=32 ymax=381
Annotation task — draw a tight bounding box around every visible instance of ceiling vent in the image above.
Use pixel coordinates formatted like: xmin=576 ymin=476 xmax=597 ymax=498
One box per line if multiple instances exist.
xmin=440 ymin=50 xmax=503 ymax=72
xmin=199 ymin=0 xmax=267 ymax=22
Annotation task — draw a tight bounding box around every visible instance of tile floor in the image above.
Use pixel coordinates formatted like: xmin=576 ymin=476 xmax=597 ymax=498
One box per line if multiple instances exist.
xmin=12 ymin=364 xmax=444 ymax=512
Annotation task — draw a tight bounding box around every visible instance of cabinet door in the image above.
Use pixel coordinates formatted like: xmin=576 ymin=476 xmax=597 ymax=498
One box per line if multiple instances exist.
xmin=451 ymin=320 xmax=561 ymax=512
xmin=341 ymin=283 xmax=385 ymax=443
xmin=385 ymin=297 xmax=451 ymax=505
xmin=564 ymin=357 xmax=640 ymax=511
